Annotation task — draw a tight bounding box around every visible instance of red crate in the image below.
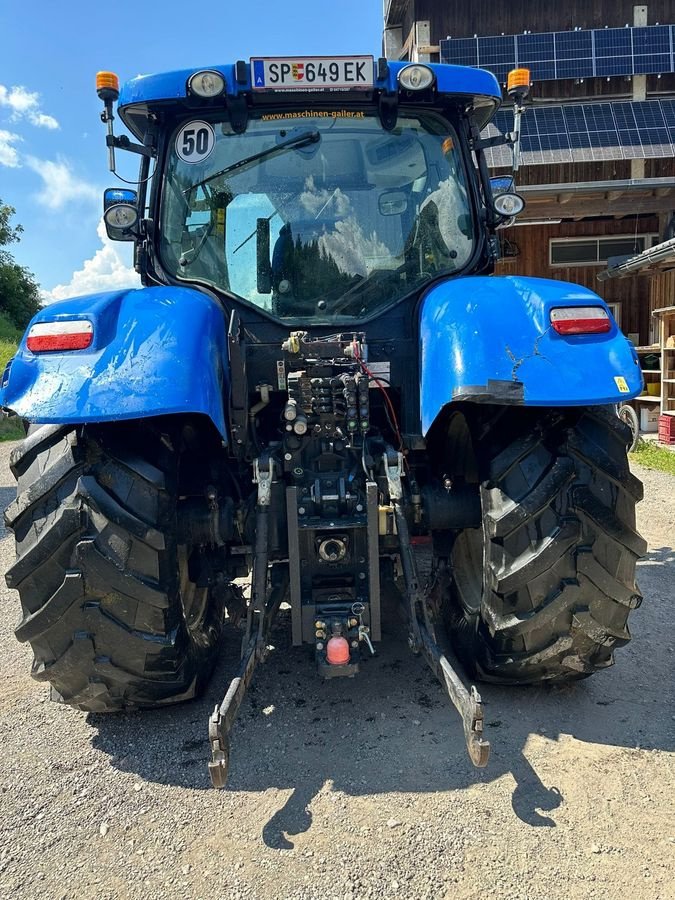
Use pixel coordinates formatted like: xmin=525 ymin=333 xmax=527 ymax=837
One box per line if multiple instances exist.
xmin=658 ymin=414 xmax=675 ymax=444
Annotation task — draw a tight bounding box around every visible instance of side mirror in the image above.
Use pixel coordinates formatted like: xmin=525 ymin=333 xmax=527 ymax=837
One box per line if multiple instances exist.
xmin=103 ymin=188 xmax=139 ymax=241
xmin=489 ymin=175 xmax=515 ymax=197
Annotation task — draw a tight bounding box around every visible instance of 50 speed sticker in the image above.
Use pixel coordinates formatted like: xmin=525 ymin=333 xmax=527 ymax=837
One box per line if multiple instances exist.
xmin=175 ymin=121 xmax=215 ymax=164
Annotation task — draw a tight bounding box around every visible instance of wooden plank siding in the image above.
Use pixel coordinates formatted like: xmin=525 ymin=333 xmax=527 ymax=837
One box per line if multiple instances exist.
xmin=509 ymin=159 xmax=674 ymax=187
xmin=495 ymin=218 xmax=660 ymax=341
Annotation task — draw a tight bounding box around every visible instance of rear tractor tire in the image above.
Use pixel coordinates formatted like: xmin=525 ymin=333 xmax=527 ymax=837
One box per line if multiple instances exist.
xmin=4 ymin=422 xmax=228 ymax=711
xmin=436 ymin=406 xmax=647 ymax=684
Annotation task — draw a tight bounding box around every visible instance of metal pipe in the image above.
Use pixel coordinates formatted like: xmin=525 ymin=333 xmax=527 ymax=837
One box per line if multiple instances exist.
xmin=598 ymin=236 xmax=675 ymax=281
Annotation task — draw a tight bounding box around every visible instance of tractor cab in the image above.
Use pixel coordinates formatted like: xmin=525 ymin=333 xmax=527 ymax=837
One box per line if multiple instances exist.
xmin=98 ymin=57 xmax=519 ymax=325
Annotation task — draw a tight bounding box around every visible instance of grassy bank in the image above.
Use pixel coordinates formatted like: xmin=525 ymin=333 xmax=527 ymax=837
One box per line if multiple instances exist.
xmin=629 ymin=439 xmax=675 ymax=476
xmin=0 ymin=312 xmax=21 ymax=374
xmin=0 ymin=313 xmax=24 ymax=441
xmin=0 ymin=417 xmax=24 ymax=441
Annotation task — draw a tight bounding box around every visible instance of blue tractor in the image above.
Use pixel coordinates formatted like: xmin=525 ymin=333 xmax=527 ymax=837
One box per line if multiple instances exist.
xmin=1 ymin=58 xmax=646 ymax=785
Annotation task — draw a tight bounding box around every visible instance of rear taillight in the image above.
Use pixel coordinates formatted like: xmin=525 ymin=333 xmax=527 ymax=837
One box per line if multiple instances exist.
xmin=26 ymin=321 xmax=93 ymax=353
xmin=550 ymin=307 xmax=611 ymax=336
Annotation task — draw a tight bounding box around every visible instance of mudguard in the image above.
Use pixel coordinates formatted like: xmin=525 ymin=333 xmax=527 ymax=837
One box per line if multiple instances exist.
xmin=420 ymin=275 xmax=642 ymax=435
xmin=0 ymin=286 xmax=230 ymax=440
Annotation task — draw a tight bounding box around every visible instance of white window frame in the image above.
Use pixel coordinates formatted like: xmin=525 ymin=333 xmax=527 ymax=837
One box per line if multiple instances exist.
xmin=549 ymin=234 xmax=660 ymax=267
xmin=606 ymin=301 xmax=622 ymax=328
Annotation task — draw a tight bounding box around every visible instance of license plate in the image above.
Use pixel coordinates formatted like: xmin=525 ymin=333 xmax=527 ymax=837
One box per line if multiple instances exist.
xmin=251 ymin=56 xmax=373 ymax=91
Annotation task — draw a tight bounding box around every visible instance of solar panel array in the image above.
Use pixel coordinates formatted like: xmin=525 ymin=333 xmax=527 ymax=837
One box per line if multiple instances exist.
xmin=481 ymin=99 xmax=675 ymax=167
xmin=440 ymin=25 xmax=675 ymax=82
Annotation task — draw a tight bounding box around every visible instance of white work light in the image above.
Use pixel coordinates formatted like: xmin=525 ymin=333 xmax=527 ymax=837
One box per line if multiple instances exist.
xmin=493 ymin=193 xmax=525 ymax=217
xmin=398 ymin=64 xmax=434 ymax=91
xmin=188 ymin=70 xmax=225 ymax=98
xmin=103 ymin=203 xmax=138 ymax=230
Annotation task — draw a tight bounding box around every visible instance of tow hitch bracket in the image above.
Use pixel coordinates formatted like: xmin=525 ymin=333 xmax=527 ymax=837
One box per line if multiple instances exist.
xmin=417 ymin=622 xmax=490 ymax=767
xmin=383 ymin=451 xmax=490 ymax=769
xmin=207 ymin=573 xmax=288 ymax=788
xmin=208 ymin=454 xmax=286 ymax=789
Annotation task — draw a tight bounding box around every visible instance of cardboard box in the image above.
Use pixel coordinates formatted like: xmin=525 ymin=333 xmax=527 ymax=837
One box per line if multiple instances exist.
xmin=640 ymin=406 xmax=659 ymax=433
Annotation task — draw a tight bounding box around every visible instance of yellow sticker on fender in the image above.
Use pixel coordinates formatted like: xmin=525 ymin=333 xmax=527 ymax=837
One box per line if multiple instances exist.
xmin=614 ymin=376 xmax=630 ymax=393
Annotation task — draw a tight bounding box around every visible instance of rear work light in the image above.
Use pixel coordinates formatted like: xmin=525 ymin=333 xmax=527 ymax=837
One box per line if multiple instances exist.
xmin=26 ymin=320 xmax=93 ymax=353
xmin=550 ymin=307 xmax=611 ymax=336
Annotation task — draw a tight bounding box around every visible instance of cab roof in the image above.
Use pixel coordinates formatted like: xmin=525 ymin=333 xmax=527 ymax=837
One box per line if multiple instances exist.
xmin=117 ymin=59 xmax=501 ymax=135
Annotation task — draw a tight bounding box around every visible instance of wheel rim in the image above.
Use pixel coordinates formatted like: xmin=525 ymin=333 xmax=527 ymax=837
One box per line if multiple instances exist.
xmin=451 ymin=526 xmax=484 ymax=616
xmin=617 ymin=405 xmax=639 ymax=451
xmin=442 ymin=412 xmax=485 ymax=617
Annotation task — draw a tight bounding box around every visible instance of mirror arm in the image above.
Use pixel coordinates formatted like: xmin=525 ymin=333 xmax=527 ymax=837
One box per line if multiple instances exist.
xmin=470 ymin=122 xmax=498 ymax=230
xmin=511 ymin=102 xmax=525 ymax=173
xmin=106 ymin=134 xmax=156 ymax=159
xmin=474 ymin=133 xmax=513 ymax=151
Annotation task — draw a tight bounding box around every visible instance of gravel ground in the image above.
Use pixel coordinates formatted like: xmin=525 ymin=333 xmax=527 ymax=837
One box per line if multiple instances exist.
xmin=0 ymin=440 xmax=673 ymax=900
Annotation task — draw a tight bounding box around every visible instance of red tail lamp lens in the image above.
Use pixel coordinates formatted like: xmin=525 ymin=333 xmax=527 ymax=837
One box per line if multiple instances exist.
xmin=326 ymin=636 xmax=350 ymax=666
xmin=27 ymin=321 xmax=93 ymax=352
xmin=550 ymin=307 xmax=611 ymax=336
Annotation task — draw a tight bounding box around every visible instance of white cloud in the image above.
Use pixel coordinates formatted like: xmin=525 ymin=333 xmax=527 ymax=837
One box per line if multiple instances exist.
xmin=25 ymin=156 xmax=99 ymax=210
xmin=0 ymin=84 xmax=59 ymax=129
xmin=319 ymin=217 xmax=391 ymax=277
xmin=42 ymin=219 xmax=140 ymax=303
xmin=0 ymin=129 xmax=21 ymax=167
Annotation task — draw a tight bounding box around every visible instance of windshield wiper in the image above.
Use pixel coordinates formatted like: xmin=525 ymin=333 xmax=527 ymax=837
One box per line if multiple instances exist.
xmin=182 ymin=129 xmax=321 ymax=195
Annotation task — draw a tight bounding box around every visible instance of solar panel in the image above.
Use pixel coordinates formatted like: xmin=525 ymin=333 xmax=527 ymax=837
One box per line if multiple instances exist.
xmin=632 ymin=25 xmax=672 ymax=74
xmin=439 ymin=38 xmax=477 ymax=68
xmin=531 ymin=107 xmax=572 ymax=162
xmin=480 ymin=99 xmax=675 ymax=168
xmin=612 ymin=102 xmax=642 ymax=158
xmin=594 ymin=28 xmax=632 ymax=77
xmin=440 ymin=24 xmax=675 ymax=82
xmin=661 ymin=99 xmax=675 ymax=148
xmin=554 ymin=30 xmax=594 ymax=80
xmin=517 ymin=33 xmax=556 ymax=81
xmin=626 ymin=101 xmax=673 ymax=157
xmin=477 ymin=35 xmax=516 ymax=83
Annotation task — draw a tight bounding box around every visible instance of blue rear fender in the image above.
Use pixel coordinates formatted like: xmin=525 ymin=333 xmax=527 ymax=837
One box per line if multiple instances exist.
xmin=0 ymin=286 xmax=231 ymax=440
xmin=419 ymin=275 xmax=642 ymax=435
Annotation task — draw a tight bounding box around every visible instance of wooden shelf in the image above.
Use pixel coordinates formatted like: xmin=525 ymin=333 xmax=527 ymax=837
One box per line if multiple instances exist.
xmin=635 ymin=395 xmax=660 ymax=403
xmin=636 ymin=344 xmax=660 ymax=353
xmin=653 ymin=310 xmax=675 ymax=426
xmin=642 ymin=369 xmax=661 ymax=374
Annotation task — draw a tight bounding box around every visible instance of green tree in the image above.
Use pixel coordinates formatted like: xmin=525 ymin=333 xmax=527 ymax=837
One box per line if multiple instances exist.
xmin=0 ymin=200 xmax=41 ymax=331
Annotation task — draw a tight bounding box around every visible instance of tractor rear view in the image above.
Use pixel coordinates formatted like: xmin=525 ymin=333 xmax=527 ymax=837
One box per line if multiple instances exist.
xmin=1 ymin=57 xmax=646 ymax=786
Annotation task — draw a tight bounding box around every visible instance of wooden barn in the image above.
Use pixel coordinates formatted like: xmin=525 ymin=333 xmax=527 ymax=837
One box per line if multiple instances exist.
xmin=383 ymin=1 xmax=675 ymax=357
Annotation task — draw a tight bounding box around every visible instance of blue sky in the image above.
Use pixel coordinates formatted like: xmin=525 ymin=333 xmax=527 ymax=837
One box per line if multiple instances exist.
xmin=0 ymin=0 xmax=383 ymax=301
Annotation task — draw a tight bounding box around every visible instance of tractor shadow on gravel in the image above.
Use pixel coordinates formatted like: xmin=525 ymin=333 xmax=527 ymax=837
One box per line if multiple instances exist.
xmin=89 ymin=552 xmax=673 ymax=846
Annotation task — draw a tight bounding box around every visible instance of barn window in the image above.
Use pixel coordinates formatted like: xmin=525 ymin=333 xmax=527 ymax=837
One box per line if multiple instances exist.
xmin=549 ymin=235 xmax=658 ymax=267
